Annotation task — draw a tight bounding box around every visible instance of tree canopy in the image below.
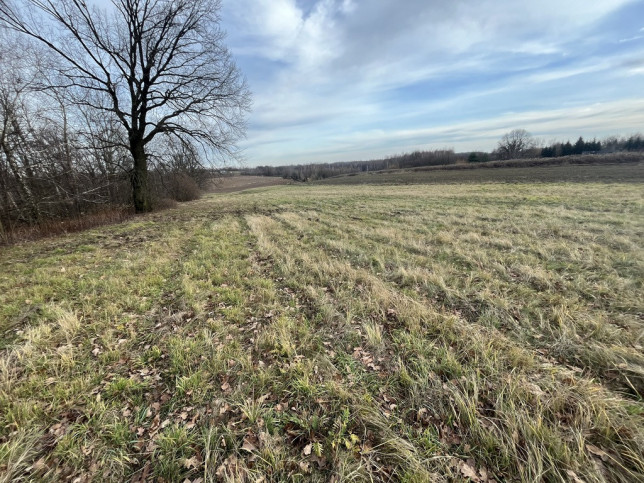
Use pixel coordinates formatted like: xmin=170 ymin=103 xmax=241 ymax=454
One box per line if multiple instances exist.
xmin=496 ymin=129 xmax=536 ymax=160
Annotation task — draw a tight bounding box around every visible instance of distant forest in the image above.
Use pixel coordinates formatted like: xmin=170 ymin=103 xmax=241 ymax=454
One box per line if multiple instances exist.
xmin=245 ymin=150 xmax=459 ymax=181
xmin=245 ymin=134 xmax=643 ymax=181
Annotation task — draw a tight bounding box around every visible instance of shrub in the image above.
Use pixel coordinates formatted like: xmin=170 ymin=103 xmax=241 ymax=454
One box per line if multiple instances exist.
xmin=166 ymin=173 xmax=202 ymax=202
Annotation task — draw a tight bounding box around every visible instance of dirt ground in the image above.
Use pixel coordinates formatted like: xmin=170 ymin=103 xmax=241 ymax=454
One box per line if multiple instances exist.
xmin=207 ymin=175 xmax=289 ymax=193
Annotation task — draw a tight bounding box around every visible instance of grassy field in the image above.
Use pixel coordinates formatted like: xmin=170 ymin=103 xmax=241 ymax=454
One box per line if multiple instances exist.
xmin=0 ymin=179 xmax=643 ymax=481
xmin=208 ymin=176 xmax=289 ymax=194
xmin=320 ymin=161 xmax=644 ymax=185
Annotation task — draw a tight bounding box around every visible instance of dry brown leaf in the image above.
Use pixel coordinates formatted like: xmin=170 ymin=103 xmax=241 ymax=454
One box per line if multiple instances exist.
xmin=241 ymin=436 xmax=258 ymax=453
xmin=479 ymin=466 xmax=490 ymax=482
xmin=303 ymin=443 xmax=313 ymax=456
xmin=458 ymin=459 xmax=480 ymax=482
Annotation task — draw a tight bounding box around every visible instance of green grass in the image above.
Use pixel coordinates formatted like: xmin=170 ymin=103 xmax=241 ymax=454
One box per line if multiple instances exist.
xmin=0 ymin=179 xmax=642 ymax=482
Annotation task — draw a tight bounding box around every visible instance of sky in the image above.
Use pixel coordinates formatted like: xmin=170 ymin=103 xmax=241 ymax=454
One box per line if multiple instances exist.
xmin=83 ymin=0 xmax=644 ymax=166
xmin=218 ymin=0 xmax=644 ymax=166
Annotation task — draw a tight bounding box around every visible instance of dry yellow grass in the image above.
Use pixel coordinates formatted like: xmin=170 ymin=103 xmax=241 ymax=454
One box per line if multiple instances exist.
xmin=0 ymin=181 xmax=642 ymax=481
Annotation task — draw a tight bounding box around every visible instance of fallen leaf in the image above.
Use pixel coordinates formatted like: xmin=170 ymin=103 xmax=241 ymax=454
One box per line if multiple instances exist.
xmin=479 ymin=466 xmax=490 ymax=482
xmin=458 ymin=459 xmax=480 ymax=482
xmin=184 ymin=456 xmax=200 ymax=469
xmin=241 ymin=434 xmax=258 ymax=453
xmin=303 ymin=443 xmax=313 ymax=456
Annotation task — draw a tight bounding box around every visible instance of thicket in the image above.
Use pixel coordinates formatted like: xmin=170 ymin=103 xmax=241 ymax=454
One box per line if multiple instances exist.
xmin=0 ymin=36 xmax=214 ymax=244
xmin=0 ymin=83 xmax=209 ymax=244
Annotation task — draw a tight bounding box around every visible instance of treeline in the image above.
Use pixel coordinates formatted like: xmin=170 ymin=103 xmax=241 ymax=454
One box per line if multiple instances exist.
xmin=0 ymin=103 xmax=210 ymax=244
xmin=246 ymin=149 xmax=461 ymax=181
xmin=0 ymin=36 xmax=213 ymax=244
xmin=0 ymin=84 xmax=209 ymax=242
xmin=541 ymin=137 xmax=601 ymax=157
xmin=245 ymin=131 xmax=644 ymax=183
xmin=0 ymin=105 xmax=208 ymax=243
xmin=541 ymin=135 xmax=642 ymax=158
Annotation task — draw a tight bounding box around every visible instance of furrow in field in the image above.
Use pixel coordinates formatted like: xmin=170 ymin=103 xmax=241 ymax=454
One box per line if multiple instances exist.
xmin=249 ymin=212 xmax=644 ymax=483
xmin=279 ymin=205 xmax=644 ymax=397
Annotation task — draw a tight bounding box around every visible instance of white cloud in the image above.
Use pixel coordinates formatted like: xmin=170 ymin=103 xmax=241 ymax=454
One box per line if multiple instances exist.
xmin=242 ymin=98 xmax=644 ymax=164
xmin=619 ymin=35 xmax=644 ymax=43
xmin=223 ymin=0 xmax=641 ymax=165
xmin=225 ymin=0 xmax=349 ymax=68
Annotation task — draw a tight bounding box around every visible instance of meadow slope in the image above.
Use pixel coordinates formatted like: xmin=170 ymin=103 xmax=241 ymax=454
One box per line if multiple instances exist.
xmin=1 ymin=182 xmax=643 ymax=482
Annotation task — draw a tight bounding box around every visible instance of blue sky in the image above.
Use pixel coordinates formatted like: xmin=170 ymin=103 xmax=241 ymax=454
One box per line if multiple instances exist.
xmin=219 ymin=0 xmax=644 ymax=166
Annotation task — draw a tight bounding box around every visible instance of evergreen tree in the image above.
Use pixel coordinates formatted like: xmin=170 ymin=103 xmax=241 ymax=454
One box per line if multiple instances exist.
xmin=573 ymin=137 xmax=585 ymax=155
xmin=561 ymin=141 xmax=574 ymax=156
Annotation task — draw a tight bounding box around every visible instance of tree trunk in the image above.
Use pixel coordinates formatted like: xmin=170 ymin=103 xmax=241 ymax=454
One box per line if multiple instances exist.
xmin=130 ymin=141 xmax=151 ymax=213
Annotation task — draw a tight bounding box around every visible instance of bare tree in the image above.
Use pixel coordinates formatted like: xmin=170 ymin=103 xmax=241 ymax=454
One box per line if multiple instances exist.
xmin=496 ymin=129 xmax=536 ymax=160
xmin=0 ymin=31 xmax=44 ymax=224
xmin=0 ymin=0 xmax=251 ymax=212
